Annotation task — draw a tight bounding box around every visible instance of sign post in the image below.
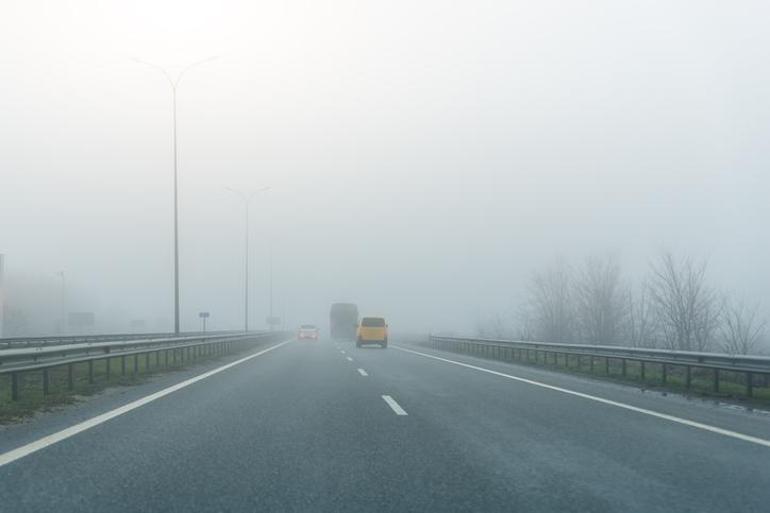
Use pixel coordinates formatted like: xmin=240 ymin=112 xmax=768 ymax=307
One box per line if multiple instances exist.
xmin=198 ymin=312 xmax=210 ymax=333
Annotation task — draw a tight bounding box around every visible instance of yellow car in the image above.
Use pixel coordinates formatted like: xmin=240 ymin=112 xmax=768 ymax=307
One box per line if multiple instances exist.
xmin=356 ymin=316 xmax=388 ymax=348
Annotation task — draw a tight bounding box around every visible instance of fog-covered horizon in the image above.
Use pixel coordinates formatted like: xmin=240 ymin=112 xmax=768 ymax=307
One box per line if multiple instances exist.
xmin=1 ymin=1 xmax=769 ymax=337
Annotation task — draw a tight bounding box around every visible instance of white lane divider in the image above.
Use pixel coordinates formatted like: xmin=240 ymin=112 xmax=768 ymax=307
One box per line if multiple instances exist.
xmin=341 ymin=350 xmax=346 ymax=354
xmin=393 ymin=345 xmax=770 ymax=449
xmin=358 ymin=368 xmax=368 ymax=377
xmin=346 ymin=356 xmax=353 ymax=362
xmin=0 ymin=339 xmax=294 ymax=468
xmin=382 ymin=395 xmax=408 ymax=416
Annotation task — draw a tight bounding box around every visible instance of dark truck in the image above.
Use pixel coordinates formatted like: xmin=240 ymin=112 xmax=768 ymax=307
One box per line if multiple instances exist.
xmin=329 ymin=303 xmax=359 ymax=340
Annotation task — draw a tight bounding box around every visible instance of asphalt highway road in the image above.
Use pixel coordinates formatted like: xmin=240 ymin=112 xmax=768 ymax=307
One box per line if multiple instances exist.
xmin=1 ymin=336 xmax=769 ymax=512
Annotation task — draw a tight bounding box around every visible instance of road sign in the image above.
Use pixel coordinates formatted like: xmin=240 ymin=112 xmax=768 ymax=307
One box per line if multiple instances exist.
xmin=199 ymin=312 xmax=210 ymax=333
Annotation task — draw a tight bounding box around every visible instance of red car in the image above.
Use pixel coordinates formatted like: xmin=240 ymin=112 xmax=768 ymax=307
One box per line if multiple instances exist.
xmin=297 ymin=324 xmax=320 ymax=341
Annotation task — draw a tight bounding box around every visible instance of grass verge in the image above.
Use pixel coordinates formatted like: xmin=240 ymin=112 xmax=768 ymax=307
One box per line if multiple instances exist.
xmin=420 ymin=342 xmax=770 ymax=408
xmin=0 ymin=339 xmax=276 ymax=424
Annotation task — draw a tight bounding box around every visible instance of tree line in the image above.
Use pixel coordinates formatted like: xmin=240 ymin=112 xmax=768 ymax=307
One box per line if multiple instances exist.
xmin=477 ymin=253 xmax=767 ymax=355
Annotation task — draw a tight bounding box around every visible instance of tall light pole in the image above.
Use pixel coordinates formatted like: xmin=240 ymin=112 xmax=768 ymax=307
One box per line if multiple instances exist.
xmin=134 ymin=57 xmax=217 ymax=334
xmin=226 ymin=187 xmax=270 ymax=332
xmin=56 ymin=271 xmax=66 ymax=334
xmin=269 ymin=247 xmax=273 ymax=331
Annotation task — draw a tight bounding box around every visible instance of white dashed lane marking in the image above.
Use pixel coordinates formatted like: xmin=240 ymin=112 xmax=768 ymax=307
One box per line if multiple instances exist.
xmin=382 ymin=395 xmax=408 ymax=416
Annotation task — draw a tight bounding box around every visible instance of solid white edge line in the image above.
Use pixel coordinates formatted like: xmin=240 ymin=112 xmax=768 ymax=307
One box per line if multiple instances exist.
xmin=382 ymin=395 xmax=408 ymax=415
xmin=0 ymin=339 xmax=293 ymax=468
xmin=358 ymin=368 xmax=368 ymax=376
xmin=393 ymin=345 xmax=770 ymax=449
xmin=346 ymin=356 xmax=354 ymax=362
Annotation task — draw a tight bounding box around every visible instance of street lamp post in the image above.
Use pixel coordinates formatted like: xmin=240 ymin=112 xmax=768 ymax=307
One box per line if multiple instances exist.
xmin=56 ymin=271 xmax=66 ymax=334
xmin=268 ymin=246 xmax=274 ymax=332
xmin=134 ymin=57 xmax=216 ymax=335
xmin=226 ymin=187 xmax=270 ymax=332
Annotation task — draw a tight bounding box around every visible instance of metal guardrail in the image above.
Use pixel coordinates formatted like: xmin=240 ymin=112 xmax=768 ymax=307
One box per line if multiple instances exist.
xmin=429 ymin=335 xmax=770 ymax=398
xmin=0 ymin=331 xmax=288 ymax=402
xmin=0 ymin=330 xmax=238 ymax=349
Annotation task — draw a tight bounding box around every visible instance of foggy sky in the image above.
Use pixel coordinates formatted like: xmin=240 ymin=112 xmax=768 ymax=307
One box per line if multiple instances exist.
xmin=1 ymin=0 xmax=769 ymax=334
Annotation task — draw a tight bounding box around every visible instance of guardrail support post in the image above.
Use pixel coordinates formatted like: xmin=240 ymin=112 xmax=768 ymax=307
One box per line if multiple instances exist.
xmin=145 ymin=352 xmax=150 ymax=370
xmin=685 ymin=366 xmax=691 ymax=390
xmin=11 ymin=372 xmax=19 ymax=401
xmin=605 ymin=357 xmax=610 ymax=375
xmin=88 ymin=360 xmax=94 ymax=384
xmin=589 ymin=356 xmax=594 ymax=373
xmin=746 ymin=372 xmax=753 ymax=398
xmin=640 ymin=361 xmax=645 ymax=381
xmin=661 ymin=364 xmax=667 ymax=385
xmin=133 ymin=354 xmax=139 ymax=374
xmin=121 ymin=356 xmax=126 ymax=376
xmin=67 ymin=364 xmax=74 ymax=390
xmin=106 ymin=358 xmax=111 ymax=379
xmin=43 ymin=369 xmax=49 ymax=395
xmin=714 ymin=369 xmax=719 ymax=393
xmin=621 ymin=359 xmax=627 ymax=378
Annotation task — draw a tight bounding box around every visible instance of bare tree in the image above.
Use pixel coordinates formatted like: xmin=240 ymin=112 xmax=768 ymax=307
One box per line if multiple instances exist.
xmin=475 ymin=313 xmax=513 ymax=339
xmin=648 ymin=253 xmax=721 ymax=351
xmin=720 ymin=299 xmax=767 ymax=355
xmin=625 ymin=281 xmax=658 ymax=347
xmin=573 ymin=255 xmax=628 ymax=345
xmin=529 ymin=258 xmax=575 ymax=343
xmin=513 ymin=303 xmax=538 ymax=341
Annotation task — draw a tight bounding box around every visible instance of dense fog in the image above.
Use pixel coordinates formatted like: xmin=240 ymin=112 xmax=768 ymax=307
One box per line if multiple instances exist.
xmin=1 ymin=1 xmax=768 ymax=349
